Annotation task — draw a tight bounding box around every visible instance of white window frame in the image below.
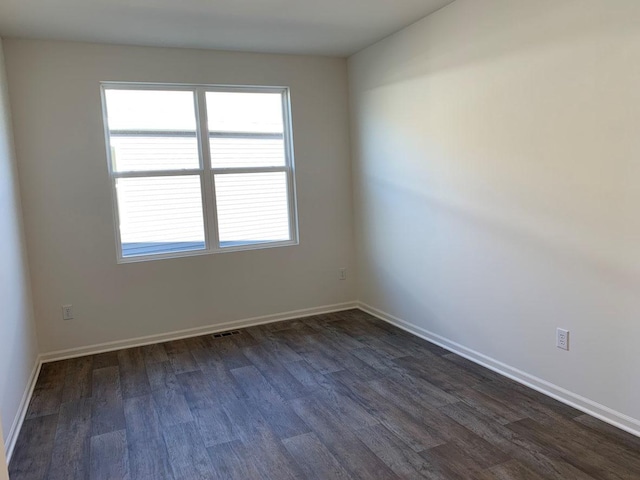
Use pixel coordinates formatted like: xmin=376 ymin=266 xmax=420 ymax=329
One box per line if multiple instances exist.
xmin=100 ymin=82 xmax=299 ymax=263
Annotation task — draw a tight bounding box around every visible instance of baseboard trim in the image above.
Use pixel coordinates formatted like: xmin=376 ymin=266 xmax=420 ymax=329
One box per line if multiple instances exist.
xmin=40 ymin=301 xmax=358 ymax=363
xmin=5 ymin=357 xmax=42 ymax=463
xmin=358 ymin=302 xmax=640 ymax=439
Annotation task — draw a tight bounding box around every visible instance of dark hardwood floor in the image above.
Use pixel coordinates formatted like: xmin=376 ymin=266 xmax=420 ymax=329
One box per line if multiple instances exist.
xmin=9 ymin=309 xmax=640 ymax=479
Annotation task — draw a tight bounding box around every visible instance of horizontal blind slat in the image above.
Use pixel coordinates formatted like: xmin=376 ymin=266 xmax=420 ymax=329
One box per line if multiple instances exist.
xmin=209 ymin=137 xmax=285 ymax=168
xmin=116 ymin=175 xmax=206 ymax=257
xmin=215 ymin=172 xmax=290 ymax=246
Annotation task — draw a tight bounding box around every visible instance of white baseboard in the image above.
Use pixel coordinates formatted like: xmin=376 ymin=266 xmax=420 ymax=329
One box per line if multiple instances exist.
xmin=5 ymin=358 xmax=41 ymax=464
xmin=358 ymin=302 xmax=640 ymax=439
xmin=40 ymin=301 xmax=358 ymax=363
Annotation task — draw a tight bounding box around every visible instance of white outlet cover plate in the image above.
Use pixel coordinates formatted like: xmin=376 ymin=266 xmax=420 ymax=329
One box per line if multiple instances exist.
xmin=62 ymin=305 xmax=74 ymax=320
xmin=556 ymin=328 xmax=569 ymax=350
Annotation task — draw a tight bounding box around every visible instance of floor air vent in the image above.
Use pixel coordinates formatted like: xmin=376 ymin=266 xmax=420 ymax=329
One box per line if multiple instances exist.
xmin=212 ymin=330 xmax=242 ymax=338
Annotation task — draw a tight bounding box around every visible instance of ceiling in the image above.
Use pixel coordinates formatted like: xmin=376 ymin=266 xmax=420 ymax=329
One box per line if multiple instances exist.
xmin=0 ymin=0 xmax=454 ymax=56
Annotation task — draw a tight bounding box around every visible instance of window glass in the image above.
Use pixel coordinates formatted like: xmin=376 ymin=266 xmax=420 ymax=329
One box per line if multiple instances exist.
xmin=116 ymin=176 xmax=206 ymax=258
xmin=105 ymin=90 xmax=199 ymax=172
xmin=215 ymin=172 xmax=290 ymax=246
xmin=102 ymin=85 xmax=297 ymax=262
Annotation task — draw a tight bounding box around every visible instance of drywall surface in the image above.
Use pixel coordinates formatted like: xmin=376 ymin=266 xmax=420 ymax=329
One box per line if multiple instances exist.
xmin=0 ymin=425 xmax=7 ymax=480
xmin=349 ymin=0 xmax=640 ymax=424
xmin=4 ymin=39 xmax=356 ymax=353
xmin=0 ymin=38 xmax=39 ymax=444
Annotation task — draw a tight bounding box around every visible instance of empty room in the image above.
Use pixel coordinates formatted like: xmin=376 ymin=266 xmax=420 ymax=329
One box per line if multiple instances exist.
xmin=1 ymin=0 xmax=640 ymax=478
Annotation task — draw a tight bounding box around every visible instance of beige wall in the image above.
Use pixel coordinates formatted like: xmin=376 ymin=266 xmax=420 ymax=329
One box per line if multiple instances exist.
xmin=349 ymin=0 xmax=640 ymax=429
xmin=4 ymin=39 xmax=356 ymax=354
xmin=0 ymin=38 xmax=39 ymax=447
xmin=0 ymin=425 xmax=8 ymax=480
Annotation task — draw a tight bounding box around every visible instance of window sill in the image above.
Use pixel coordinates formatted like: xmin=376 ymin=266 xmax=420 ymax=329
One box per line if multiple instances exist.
xmin=116 ymin=239 xmax=299 ymax=264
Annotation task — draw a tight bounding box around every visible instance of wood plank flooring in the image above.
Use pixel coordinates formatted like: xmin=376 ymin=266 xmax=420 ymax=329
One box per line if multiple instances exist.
xmin=9 ymin=309 xmax=640 ymax=479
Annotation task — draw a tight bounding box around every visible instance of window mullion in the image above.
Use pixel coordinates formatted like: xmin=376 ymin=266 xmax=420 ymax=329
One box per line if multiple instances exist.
xmin=195 ymin=87 xmax=220 ymax=250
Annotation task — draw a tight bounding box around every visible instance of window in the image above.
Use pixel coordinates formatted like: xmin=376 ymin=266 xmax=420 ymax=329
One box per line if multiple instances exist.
xmin=101 ymin=84 xmax=298 ymax=262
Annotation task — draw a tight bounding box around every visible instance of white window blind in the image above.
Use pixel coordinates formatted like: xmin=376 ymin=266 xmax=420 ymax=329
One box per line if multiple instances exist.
xmin=215 ymin=172 xmax=290 ymax=246
xmin=102 ymin=84 xmax=298 ymax=262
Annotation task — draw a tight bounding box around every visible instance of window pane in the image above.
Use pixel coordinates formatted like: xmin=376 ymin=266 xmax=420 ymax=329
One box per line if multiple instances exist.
xmin=109 ymin=134 xmax=199 ymax=172
xmin=104 ymin=89 xmax=199 ymax=172
xmin=215 ymin=172 xmax=290 ymax=247
xmin=206 ymin=91 xmax=284 ymax=134
xmin=116 ymin=176 xmax=205 ymax=257
xmin=105 ymin=90 xmax=196 ymax=131
xmin=209 ymin=135 xmax=285 ymax=168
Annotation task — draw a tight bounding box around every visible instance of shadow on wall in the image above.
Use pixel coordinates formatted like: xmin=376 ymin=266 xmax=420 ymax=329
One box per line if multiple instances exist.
xmin=360 ymin=171 xmax=640 ymax=294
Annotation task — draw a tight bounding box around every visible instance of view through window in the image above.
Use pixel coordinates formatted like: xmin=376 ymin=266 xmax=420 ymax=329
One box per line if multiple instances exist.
xmin=102 ymin=85 xmax=298 ymax=261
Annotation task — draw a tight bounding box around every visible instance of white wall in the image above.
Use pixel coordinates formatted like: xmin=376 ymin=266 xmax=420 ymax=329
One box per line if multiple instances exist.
xmin=0 ymin=38 xmax=40 ymax=446
xmin=349 ymin=0 xmax=640 ymax=429
xmin=4 ymin=39 xmax=356 ymax=354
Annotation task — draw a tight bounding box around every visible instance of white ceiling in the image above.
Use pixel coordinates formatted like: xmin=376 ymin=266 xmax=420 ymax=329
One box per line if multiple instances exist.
xmin=0 ymin=0 xmax=454 ymax=56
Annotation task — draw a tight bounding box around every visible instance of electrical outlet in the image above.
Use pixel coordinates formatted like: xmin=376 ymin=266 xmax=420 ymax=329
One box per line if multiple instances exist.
xmin=62 ymin=305 xmax=74 ymax=320
xmin=338 ymin=268 xmax=347 ymax=280
xmin=556 ymin=328 xmax=569 ymax=350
